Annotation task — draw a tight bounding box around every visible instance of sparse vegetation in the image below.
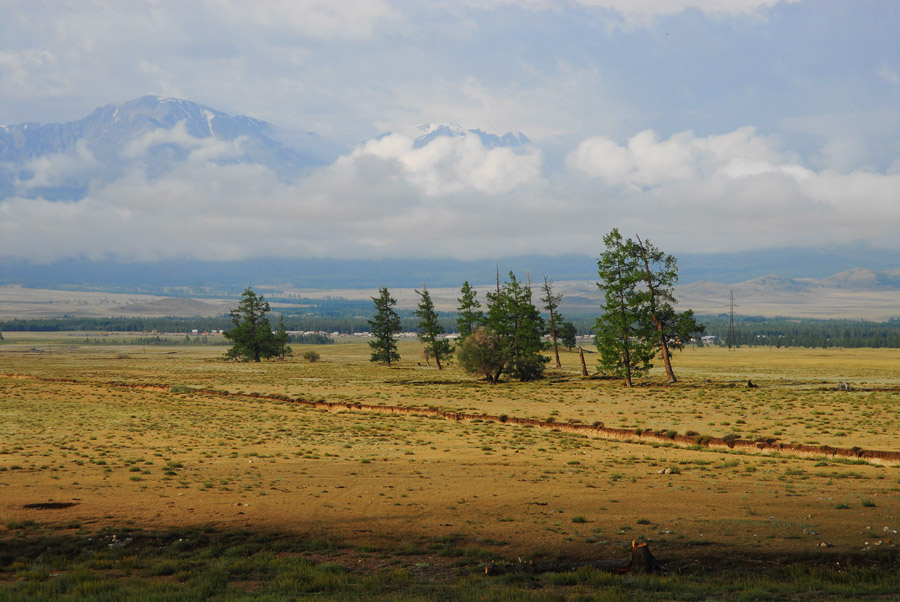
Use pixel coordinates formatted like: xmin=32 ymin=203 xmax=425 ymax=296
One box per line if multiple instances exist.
xmin=2 ymin=336 xmax=900 ymax=599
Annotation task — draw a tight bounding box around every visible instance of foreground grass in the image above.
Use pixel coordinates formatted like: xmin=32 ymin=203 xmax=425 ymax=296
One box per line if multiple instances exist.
xmin=3 ymin=337 xmax=900 ymax=598
xmin=2 ymin=525 xmax=899 ymax=601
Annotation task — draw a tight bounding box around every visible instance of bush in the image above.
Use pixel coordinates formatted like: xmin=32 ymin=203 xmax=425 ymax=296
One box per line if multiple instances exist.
xmin=302 ymin=350 xmax=321 ymax=363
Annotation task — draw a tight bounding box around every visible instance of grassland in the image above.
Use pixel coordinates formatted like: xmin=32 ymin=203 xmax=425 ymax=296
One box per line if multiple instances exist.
xmin=2 ymin=334 xmax=900 ymax=599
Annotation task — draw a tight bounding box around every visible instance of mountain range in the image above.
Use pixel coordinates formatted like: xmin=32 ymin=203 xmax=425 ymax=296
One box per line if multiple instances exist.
xmin=0 ymin=95 xmax=530 ymax=202
xmin=1 ymin=95 xmax=899 ymax=316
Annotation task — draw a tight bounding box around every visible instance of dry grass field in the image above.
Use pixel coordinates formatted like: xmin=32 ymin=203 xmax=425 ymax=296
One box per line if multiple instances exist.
xmin=2 ymin=334 xmax=900 ymax=599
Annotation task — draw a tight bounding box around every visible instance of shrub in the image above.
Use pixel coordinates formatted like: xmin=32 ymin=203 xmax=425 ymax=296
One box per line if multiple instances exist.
xmin=302 ymin=350 xmax=321 ymax=363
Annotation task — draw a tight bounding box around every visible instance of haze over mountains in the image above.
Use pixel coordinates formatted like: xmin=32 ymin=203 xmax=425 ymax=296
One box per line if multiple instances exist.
xmin=1 ymin=96 xmax=898 ymax=321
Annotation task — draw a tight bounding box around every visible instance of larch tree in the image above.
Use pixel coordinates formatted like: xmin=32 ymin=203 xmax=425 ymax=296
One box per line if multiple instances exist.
xmin=594 ymin=229 xmax=655 ymax=386
xmin=634 ymin=234 xmax=705 ymax=383
xmin=540 ymin=275 xmax=564 ymax=368
xmin=224 ymin=287 xmax=278 ymax=362
xmin=368 ymin=286 xmax=401 ymax=366
xmin=456 ymin=281 xmax=484 ymax=340
xmin=414 ymin=286 xmax=453 ymax=370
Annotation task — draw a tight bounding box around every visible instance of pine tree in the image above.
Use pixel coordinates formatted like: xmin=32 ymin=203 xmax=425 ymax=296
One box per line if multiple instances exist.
xmin=415 ymin=286 xmax=453 ymax=370
xmin=368 ymin=286 xmax=401 ymax=366
xmin=486 ymin=271 xmax=547 ymax=382
xmin=224 ymin=287 xmax=278 ymax=362
xmin=594 ymin=229 xmax=655 ymax=386
xmin=559 ymin=321 xmax=577 ymax=351
xmin=456 ymin=281 xmax=484 ymax=340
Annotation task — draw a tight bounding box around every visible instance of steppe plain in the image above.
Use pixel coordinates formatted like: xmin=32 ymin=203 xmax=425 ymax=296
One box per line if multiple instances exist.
xmin=2 ymin=333 xmax=900 ymax=599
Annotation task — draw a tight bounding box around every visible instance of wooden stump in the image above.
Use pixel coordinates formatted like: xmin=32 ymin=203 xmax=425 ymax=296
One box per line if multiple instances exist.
xmin=629 ymin=540 xmax=659 ymax=574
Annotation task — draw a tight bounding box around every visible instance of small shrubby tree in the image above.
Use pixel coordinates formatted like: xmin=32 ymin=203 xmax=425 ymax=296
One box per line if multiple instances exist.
xmin=414 ymin=286 xmax=453 ymax=370
xmin=368 ymin=286 xmax=401 ymax=365
xmin=456 ymin=327 xmax=508 ymax=384
xmin=224 ymin=287 xmax=278 ymax=362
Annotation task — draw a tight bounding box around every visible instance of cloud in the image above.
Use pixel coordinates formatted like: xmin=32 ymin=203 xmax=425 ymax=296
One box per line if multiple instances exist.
xmin=466 ymin=0 xmax=799 ymax=21
xmin=564 ymin=127 xmax=900 ymax=253
xmin=3 ymin=123 xmax=900 ymax=264
xmin=210 ymin=0 xmax=399 ymax=40
xmin=348 ymin=131 xmax=544 ymax=195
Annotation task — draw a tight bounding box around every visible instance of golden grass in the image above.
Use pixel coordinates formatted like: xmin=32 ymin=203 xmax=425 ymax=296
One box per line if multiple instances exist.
xmin=2 ymin=334 xmax=900 ymax=563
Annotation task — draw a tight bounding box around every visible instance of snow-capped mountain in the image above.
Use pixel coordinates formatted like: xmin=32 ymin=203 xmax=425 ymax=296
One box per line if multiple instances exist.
xmin=0 ymin=96 xmax=341 ymax=200
xmin=412 ymin=123 xmax=531 ymax=149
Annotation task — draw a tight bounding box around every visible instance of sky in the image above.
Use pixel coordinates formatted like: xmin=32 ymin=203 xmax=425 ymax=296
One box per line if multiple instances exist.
xmin=1 ymin=0 xmax=899 ymax=263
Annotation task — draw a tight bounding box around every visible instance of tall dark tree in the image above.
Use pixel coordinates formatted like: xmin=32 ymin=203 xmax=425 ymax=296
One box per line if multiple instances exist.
xmin=456 ymin=281 xmax=484 ymax=340
xmin=540 ymin=275 xmax=564 ymax=368
xmin=274 ymin=315 xmax=292 ymax=360
xmin=224 ymin=287 xmax=278 ymax=362
xmin=414 ymin=286 xmax=453 ymax=370
xmin=368 ymin=286 xmax=401 ymax=366
xmin=594 ymin=229 xmax=655 ymax=386
xmin=559 ymin=321 xmax=577 ymax=351
xmin=486 ymin=271 xmax=548 ymax=382
xmin=634 ymin=234 xmax=705 ymax=383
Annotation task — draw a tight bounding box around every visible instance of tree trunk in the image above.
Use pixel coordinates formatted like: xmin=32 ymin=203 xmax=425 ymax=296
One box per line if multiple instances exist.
xmin=579 ymin=347 xmax=588 ymax=377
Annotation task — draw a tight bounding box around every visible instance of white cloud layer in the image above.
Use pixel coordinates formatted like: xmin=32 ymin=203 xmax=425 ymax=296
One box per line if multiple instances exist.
xmin=2 ymin=125 xmax=899 ymax=262
xmin=1 ymin=1 xmax=899 ymax=263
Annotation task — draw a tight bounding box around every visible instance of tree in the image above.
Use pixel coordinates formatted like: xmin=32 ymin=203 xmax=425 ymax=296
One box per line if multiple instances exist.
xmin=456 ymin=281 xmax=484 ymax=340
xmin=559 ymin=321 xmax=577 ymax=351
xmin=594 ymin=229 xmax=655 ymax=386
xmin=224 ymin=287 xmax=278 ymax=362
xmin=485 ymin=271 xmax=548 ymax=381
xmin=414 ymin=286 xmax=453 ymax=370
xmin=658 ymin=306 xmax=705 ymax=356
xmin=274 ymin=315 xmax=292 ymax=360
xmin=456 ymin=327 xmax=508 ymax=384
xmin=634 ymin=234 xmax=705 ymax=383
xmin=540 ymin=275 xmax=564 ymax=368
xmin=368 ymin=286 xmax=401 ymax=365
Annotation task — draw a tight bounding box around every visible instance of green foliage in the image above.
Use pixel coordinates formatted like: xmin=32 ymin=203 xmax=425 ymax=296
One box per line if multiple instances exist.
xmin=302 ymin=350 xmax=321 ymax=363
xmin=540 ymin=275 xmax=564 ymax=367
xmin=559 ymin=321 xmax=577 ymax=351
xmin=455 ymin=327 xmax=509 ymax=384
xmin=594 ymin=229 xmax=655 ymax=386
xmin=456 ymin=280 xmax=484 ymax=339
xmin=415 ymin=286 xmax=453 ymax=370
xmin=223 ymin=287 xmax=279 ymax=362
xmin=485 ymin=271 xmax=548 ymax=382
xmin=274 ymin=315 xmax=292 ymax=359
xmin=368 ymin=286 xmax=401 ymax=365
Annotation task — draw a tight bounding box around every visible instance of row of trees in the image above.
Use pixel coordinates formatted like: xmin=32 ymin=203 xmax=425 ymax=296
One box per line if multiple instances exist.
xmin=368 ymin=229 xmax=704 ymax=387
xmin=368 ymin=272 xmax=579 ymax=384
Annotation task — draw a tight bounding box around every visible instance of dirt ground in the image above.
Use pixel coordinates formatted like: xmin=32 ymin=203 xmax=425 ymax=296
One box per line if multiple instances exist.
xmin=2 ymin=337 xmax=900 ymax=569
